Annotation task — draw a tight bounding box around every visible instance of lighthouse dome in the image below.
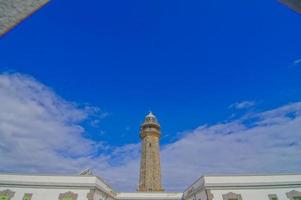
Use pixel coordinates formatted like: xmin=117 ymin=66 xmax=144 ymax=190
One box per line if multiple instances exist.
xmin=144 ymin=111 xmax=158 ymax=123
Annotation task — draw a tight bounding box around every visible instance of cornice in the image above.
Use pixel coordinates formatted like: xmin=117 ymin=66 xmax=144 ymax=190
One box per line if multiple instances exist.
xmin=183 ymin=182 xmax=301 ymax=199
xmin=0 ymin=181 xmax=116 ymax=197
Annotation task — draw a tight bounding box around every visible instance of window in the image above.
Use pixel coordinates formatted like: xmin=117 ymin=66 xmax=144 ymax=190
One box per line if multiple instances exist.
xmin=23 ymin=193 xmax=32 ymax=200
xmin=62 ymin=198 xmax=73 ymax=200
xmin=222 ymin=192 xmax=242 ymax=200
xmin=58 ymin=191 xmax=78 ymax=200
xmin=0 ymin=190 xmax=14 ymax=200
xmin=287 ymin=190 xmax=301 ymax=200
xmin=268 ymin=194 xmax=278 ymax=200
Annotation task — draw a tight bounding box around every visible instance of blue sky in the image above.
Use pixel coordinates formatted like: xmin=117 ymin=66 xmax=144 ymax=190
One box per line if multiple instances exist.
xmin=0 ymin=0 xmax=301 ymax=191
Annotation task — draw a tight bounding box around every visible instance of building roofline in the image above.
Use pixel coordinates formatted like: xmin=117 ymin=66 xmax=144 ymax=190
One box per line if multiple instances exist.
xmin=117 ymin=192 xmax=183 ymax=194
xmin=0 ymin=171 xmax=93 ymax=177
xmin=202 ymin=172 xmax=301 ymax=177
xmin=183 ymin=172 xmax=301 ymax=194
xmin=0 ymin=172 xmax=115 ymax=195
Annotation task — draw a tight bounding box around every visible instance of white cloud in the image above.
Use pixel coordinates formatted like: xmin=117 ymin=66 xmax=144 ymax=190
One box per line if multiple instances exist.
xmin=0 ymin=72 xmax=140 ymax=190
xmin=0 ymin=73 xmax=100 ymax=171
xmin=0 ymin=73 xmax=301 ymax=192
xmin=293 ymin=58 xmax=301 ymax=65
xmin=160 ymin=103 xmax=301 ymax=190
xmin=229 ymin=101 xmax=256 ymax=110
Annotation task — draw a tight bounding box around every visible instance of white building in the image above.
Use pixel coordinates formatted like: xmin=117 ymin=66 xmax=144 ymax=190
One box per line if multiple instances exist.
xmin=0 ymin=173 xmax=301 ymax=200
xmin=183 ymin=174 xmax=301 ymax=200
xmin=0 ymin=173 xmax=116 ymax=200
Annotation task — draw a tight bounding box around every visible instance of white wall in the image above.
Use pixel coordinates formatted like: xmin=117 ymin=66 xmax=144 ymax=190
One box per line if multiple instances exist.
xmin=0 ymin=186 xmax=90 ymax=200
xmin=183 ymin=174 xmax=301 ymax=200
xmin=210 ymin=187 xmax=301 ymax=200
xmin=184 ymin=190 xmax=207 ymax=200
xmin=0 ymin=174 xmax=117 ymax=200
xmin=184 ymin=187 xmax=301 ymax=200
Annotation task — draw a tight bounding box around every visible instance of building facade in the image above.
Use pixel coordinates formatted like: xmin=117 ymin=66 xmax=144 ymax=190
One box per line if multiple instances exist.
xmin=279 ymin=0 xmax=301 ymax=14
xmin=0 ymin=173 xmax=116 ymax=200
xmin=138 ymin=112 xmax=163 ymax=192
xmin=1 ymin=173 xmax=301 ymax=200
xmin=183 ymin=174 xmax=301 ymax=200
xmin=0 ymin=0 xmax=49 ymax=36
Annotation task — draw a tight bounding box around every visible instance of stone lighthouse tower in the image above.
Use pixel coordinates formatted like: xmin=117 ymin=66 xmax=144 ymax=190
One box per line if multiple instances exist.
xmin=138 ymin=112 xmax=164 ymax=192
